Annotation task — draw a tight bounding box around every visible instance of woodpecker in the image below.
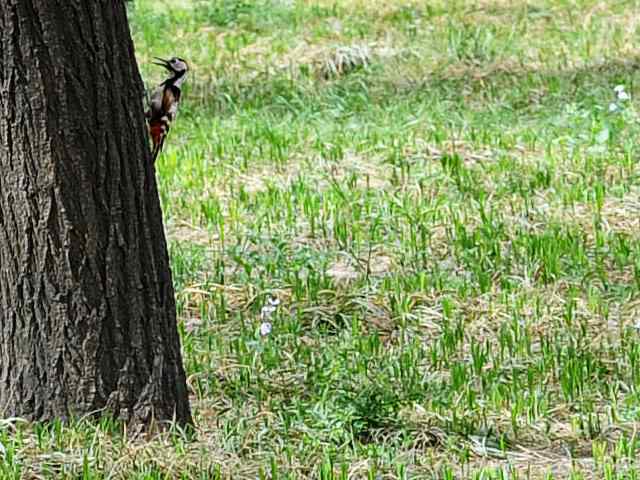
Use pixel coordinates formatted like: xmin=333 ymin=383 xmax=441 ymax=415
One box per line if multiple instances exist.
xmin=146 ymin=56 xmax=188 ymax=163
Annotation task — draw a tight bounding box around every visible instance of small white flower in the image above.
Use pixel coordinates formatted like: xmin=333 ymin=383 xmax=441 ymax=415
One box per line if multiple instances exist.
xmin=260 ymin=295 xmax=280 ymax=320
xmin=259 ymin=295 xmax=279 ymax=337
xmin=260 ymin=305 xmax=275 ymax=320
xmin=268 ymin=297 xmax=280 ymax=307
xmin=617 ymin=90 xmax=630 ymax=101
xmin=260 ymin=322 xmax=272 ymax=336
xmin=614 ymin=85 xmax=626 ymax=94
xmin=609 ymin=102 xmax=620 ymax=112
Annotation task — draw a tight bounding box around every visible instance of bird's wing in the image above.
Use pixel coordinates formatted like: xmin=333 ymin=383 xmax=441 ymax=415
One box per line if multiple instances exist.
xmin=149 ymin=87 xmax=165 ymax=118
xmin=162 ymin=88 xmax=179 ymax=122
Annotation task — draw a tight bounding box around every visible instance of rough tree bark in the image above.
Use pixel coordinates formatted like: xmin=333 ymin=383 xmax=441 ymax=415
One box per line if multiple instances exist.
xmin=0 ymin=1 xmax=192 ymax=425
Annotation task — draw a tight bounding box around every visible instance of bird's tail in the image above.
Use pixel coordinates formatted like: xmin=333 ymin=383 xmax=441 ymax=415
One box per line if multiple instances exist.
xmin=149 ymin=119 xmax=169 ymax=163
xmin=151 ymin=135 xmax=166 ymax=164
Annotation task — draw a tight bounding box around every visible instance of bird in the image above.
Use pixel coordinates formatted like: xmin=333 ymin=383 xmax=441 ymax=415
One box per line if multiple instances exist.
xmin=146 ymin=56 xmax=188 ymax=163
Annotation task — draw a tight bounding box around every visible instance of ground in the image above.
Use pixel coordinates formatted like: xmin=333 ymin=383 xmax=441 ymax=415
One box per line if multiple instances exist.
xmin=3 ymin=0 xmax=640 ymax=478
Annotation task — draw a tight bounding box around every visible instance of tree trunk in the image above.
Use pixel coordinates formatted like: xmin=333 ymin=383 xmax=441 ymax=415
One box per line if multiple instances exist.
xmin=0 ymin=1 xmax=192 ymax=426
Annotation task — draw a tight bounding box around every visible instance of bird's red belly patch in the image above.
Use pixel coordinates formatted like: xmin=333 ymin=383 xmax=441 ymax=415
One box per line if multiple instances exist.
xmin=150 ymin=124 xmax=165 ymax=143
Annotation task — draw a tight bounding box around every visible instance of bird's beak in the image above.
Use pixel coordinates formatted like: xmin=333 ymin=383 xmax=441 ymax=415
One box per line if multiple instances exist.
xmin=152 ymin=57 xmax=171 ymax=70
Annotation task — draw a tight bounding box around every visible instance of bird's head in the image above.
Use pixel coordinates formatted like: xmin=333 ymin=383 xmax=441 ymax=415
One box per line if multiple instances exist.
xmin=153 ymin=57 xmax=189 ymax=75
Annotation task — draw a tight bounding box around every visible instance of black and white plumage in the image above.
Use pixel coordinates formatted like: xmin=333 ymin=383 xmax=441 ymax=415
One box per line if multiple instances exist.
xmin=146 ymin=57 xmax=188 ymax=163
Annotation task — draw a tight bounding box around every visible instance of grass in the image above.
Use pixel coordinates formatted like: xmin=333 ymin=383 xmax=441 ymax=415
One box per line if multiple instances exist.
xmin=5 ymin=0 xmax=640 ymax=478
